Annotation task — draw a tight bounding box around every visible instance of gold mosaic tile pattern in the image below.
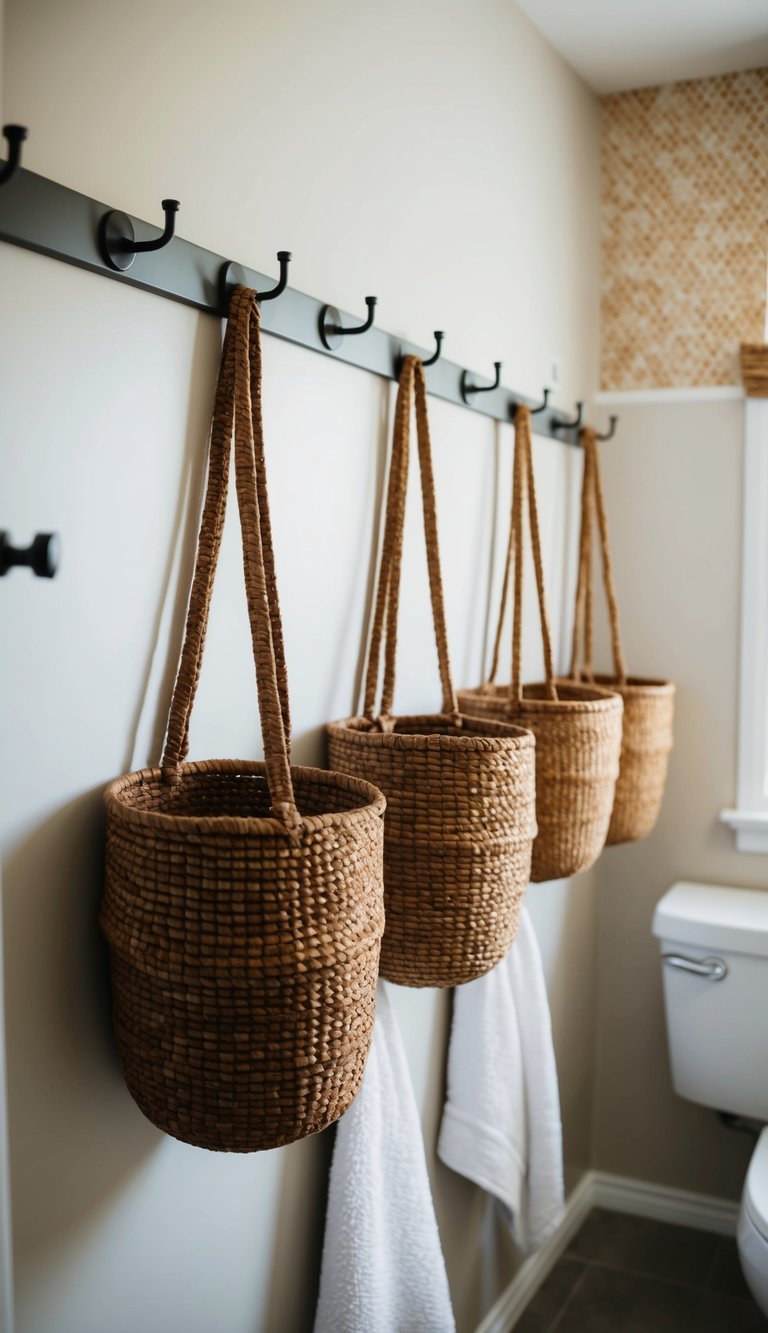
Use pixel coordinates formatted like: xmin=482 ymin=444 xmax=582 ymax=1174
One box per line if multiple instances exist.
xmin=601 ymin=70 xmax=768 ymax=390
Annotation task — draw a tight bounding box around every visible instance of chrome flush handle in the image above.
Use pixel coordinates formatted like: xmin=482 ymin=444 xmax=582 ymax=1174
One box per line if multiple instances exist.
xmin=662 ymin=953 xmax=728 ymax=981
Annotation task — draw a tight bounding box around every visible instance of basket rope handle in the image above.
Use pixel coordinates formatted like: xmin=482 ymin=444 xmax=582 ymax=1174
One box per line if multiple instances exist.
xmin=569 ymin=427 xmax=628 ymax=686
xmin=162 ymin=286 xmax=300 ymax=830
xmin=363 ymin=355 xmax=457 ymax=722
xmin=569 ymin=434 xmax=595 ymax=684
xmin=485 ymin=406 xmax=557 ymax=703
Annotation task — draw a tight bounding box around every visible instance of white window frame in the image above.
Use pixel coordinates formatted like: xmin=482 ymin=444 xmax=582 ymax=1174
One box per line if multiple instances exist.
xmin=721 ymin=398 xmax=768 ymax=852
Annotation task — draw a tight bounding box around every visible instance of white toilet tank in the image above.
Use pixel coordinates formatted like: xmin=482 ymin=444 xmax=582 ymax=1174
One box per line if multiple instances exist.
xmin=653 ymin=882 xmax=768 ymax=1121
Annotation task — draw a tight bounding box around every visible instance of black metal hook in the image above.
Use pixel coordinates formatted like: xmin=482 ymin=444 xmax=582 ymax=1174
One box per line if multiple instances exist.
xmin=100 ymin=198 xmax=180 ymax=272
xmin=461 ymin=361 xmax=502 ymax=405
xmin=218 ymin=252 xmax=292 ymax=314
xmin=0 ymin=124 xmax=27 ymax=186
xmin=0 ymin=531 xmax=58 ymax=578
xmin=320 ymin=297 xmax=377 ymax=351
xmin=422 ymin=330 xmax=444 ymax=367
xmin=510 ymin=386 xmax=551 ymax=421
xmin=594 ymin=414 xmax=619 ymax=442
xmin=552 ymin=401 xmax=583 ymax=433
xmin=396 ymin=331 xmax=445 ymax=376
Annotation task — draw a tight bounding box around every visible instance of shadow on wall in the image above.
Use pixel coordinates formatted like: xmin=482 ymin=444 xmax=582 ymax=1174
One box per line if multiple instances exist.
xmin=2 ymin=788 xmax=161 ymax=1253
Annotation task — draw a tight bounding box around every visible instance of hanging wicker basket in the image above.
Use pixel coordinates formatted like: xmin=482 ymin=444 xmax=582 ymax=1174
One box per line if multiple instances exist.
xmin=567 ymin=427 xmax=674 ymax=845
xmin=458 ymin=406 xmax=623 ymax=882
xmin=101 ymin=287 xmax=385 ymax=1152
xmin=328 ymin=357 xmax=536 ymax=987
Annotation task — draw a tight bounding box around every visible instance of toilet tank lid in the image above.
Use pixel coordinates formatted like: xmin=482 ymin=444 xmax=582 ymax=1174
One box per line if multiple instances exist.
xmin=652 ymin=882 xmax=768 ymax=957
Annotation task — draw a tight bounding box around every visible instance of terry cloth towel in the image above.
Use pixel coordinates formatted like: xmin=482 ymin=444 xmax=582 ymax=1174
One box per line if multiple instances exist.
xmin=314 ymin=982 xmax=455 ymax=1333
xmin=437 ymin=906 xmax=564 ymax=1255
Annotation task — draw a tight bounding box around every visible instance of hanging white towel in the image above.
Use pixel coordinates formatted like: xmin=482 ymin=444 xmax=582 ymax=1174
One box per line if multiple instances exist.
xmin=314 ymin=982 xmax=456 ymax=1333
xmin=437 ymin=907 xmax=564 ymax=1255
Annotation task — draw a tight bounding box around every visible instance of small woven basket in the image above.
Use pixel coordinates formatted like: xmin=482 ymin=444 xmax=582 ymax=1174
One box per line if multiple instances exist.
xmin=458 ymin=406 xmax=623 ymax=882
xmin=328 ymin=357 xmax=536 ymax=988
xmin=568 ymin=428 xmax=674 ymax=845
xmin=101 ymin=288 xmax=385 ymax=1152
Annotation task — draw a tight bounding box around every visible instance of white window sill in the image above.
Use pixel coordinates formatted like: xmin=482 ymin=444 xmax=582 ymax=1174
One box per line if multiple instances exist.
xmin=720 ymin=808 xmax=768 ymax=854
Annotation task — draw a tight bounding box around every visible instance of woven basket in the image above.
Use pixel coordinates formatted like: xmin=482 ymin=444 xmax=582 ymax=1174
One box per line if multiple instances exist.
xmin=568 ymin=428 xmax=674 ymax=845
xmin=101 ymin=287 xmax=385 ymax=1152
xmin=458 ymin=406 xmax=623 ymax=882
xmin=328 ymin=357 xmax=536 ymax=988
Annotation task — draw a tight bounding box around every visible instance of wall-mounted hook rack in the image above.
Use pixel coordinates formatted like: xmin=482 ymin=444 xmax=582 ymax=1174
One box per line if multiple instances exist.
xmin=461 ymin=361 xmax=502 ymax=405
xmin=0 ymin=531 xmax=58 ymax=578
xmin=320 ymin=296 xmax=377 ymax=351
xmin=0 ymin=149 xmax=584 ymax=445
xmin=0 ymin=125 xmax=27 ymax=187
xmin=99 ymin=198 xmax=180 ymax=271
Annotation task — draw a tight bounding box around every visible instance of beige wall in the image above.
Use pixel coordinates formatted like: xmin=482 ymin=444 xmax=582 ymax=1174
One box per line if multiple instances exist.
xmin=590 ymin=397 xmax=761 ymax=1198
xmin=600 ymin=69 xmax=768 ymax=390
xmin=0 ymin=3 xmax=602 ymax=1331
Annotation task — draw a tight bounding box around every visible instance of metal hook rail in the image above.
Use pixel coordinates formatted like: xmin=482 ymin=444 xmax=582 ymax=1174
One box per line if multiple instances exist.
xmin=0 ymin=153 xmax=604 ymax=445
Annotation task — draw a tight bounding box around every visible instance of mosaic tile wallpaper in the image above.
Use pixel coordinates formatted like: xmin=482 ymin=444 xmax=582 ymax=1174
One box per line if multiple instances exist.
xmin=600 ymin=69 xmax=768 ymax=390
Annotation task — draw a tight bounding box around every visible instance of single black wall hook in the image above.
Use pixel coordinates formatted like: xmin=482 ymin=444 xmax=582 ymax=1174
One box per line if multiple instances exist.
xmin=320 ymin=297 xmax=377 ymax=351
xmin=396 ymin=331 xmax=445 ymax=376
xmin=461 ymin=361 xmax=502 ymax=405
xmin=0 ymin=531 xmax=58 ymax=578
xmin=552 ymin=401 xmax=583 ymax=433
xmin=594 ymin=414 xmax=619 ymax=442
xmin=100 ymin=198 xmax=180 ymax=272
xmin=0 ymin=124 xmax=27 ymax=186
xmin=510 ymin=386 xmax=551 ymax=421
xmin=219 ymin=252 xmax=292 ymax=314
xmin=422 ymin=331 xmax=444 ymax=367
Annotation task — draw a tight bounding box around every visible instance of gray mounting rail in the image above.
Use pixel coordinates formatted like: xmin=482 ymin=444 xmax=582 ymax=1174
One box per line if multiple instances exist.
xmin=0 ymin=161 xmax=581 ymax=444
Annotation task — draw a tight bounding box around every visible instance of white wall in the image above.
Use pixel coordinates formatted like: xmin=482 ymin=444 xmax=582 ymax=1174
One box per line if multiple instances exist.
xmin=590 ymin=396 xmax=761 ymax=1198
xmin=1 ymin=4 xmax=602 ymax=1331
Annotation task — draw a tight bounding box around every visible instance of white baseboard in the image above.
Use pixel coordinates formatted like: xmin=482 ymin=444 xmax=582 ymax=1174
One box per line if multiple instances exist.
xmin=474 ymin=1170 xmax=740 ymax=1333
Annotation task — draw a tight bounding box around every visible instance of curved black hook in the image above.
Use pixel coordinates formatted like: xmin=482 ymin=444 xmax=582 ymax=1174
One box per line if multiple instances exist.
xmin=552 ymin=401 xmax=583 ymax=433
xmin=0 ymin=124 xmax=28 ymax=186
xmin=422 ymin=330 xmax=444 ymax=367
xmin=99 ymin=198 xmax=180 ymax=271
xmin=594 ymin=414 xmax=619 ymax=442
xmin=510 ymin=386 xmax=551 ymax=421
xmin=461 ymin=361 xmax=502 ymax=405
xmin=218 ymin=252 xmax=293 ymax=314
xmin=320 ymin=297 xmax=377 ymax=351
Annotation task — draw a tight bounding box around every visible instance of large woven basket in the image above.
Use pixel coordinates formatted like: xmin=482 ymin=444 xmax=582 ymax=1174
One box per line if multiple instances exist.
xmin=458 ymin=406 xmax=623 ymax=883
xmin=328 ymin=357 xmax=536 ymax=988
xmin=101 ymin=287 xmax=385 ymax=1152
xmin=568 ymin=428 xmax=674 ymax=845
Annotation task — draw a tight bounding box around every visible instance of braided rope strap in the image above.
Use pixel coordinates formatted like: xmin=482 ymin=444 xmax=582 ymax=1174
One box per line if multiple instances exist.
xmin=363 ymin=355 xmax=458 ymax=726
xmin=161 ymin=285 xmax=300 ymax=830
xmin=484 ymin=405 xmax=558 ymax=704
xmin=569 ymin=427 xmax=628 ymax=686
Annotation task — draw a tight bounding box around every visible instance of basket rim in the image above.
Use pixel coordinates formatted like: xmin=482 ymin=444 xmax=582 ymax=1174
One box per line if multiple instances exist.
xmin=327 ymin=711 xmax=536 ymax=751
xmin=588 ymin=673 xmax=676 ymax=696
xmin=104 ymin=759 xmax=386 ymax=835
xmin=457 ymin=681 xmax=624 ymax=716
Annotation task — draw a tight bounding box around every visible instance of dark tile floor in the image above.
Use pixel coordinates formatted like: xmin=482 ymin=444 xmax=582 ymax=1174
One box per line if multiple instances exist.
xmin=516 ymin=1208 xmax=768 ymax=1332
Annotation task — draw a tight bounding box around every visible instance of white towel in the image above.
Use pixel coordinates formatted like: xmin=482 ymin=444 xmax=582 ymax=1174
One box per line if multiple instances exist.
xmin=437 ymin=907 xmax=564 ymax=1255
xmin=314 ymin=982 xmax=456 ymax=1333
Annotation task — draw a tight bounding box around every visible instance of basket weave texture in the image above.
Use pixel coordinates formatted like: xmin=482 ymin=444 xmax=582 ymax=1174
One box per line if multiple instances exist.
xmin=101 ymin=287 xmax=385 ymax=1152
xmin=328 ymin=356 xmax=536 ymax=988
xmin=568 ymin=427 xmax=674 ymax=846
xmin=458 ymin=406 xmax=623 ymax=882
